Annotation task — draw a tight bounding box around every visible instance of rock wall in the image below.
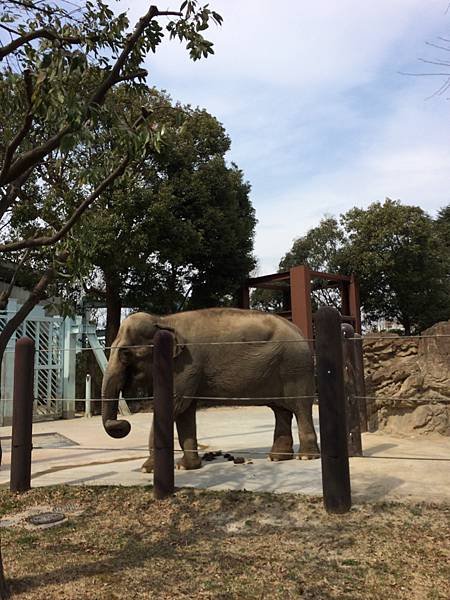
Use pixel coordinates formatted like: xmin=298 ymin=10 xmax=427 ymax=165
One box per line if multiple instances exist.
xmin=363 ymin=321 xmax=450 ymax=436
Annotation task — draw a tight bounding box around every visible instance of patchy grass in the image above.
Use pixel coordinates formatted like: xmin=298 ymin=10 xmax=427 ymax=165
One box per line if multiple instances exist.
xmin=0 ymin=486 xmax=448 ymax=599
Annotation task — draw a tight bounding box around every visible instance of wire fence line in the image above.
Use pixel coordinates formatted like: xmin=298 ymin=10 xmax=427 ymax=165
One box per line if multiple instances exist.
xmin=2 ymin=394 xmax=449 ymax=404
xmin=2 ymin=332 xmax=450 ymax=355
xmin=358 ymin=396 xmax=450 ymax=404
xmin=0 ymin=443 xmax=448 ymax=462
xmin=0 ymin=338 xmax=317 ymax=354
xmin=176 ymin=448 xmax=450 ymax=462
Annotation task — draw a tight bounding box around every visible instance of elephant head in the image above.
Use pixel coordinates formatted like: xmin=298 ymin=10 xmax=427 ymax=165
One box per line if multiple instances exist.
xmin=101 ymin=312 xmax=183 ymax=439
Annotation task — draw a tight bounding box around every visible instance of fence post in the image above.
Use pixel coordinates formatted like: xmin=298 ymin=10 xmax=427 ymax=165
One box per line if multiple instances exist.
xmin=10 ymin=337 xmax=35 ymax=493
xmin=315 ymin=307 xmax=351 ymax=513
xmin=85 ymin=374 xmax=92 ymax=418
xmin=153 ymin=330 xmax=174 ymax=500
xmin=341 ymin=324 xmax=362 ymax=457
xmin=353 ymin=333 xmax=368 ymax=432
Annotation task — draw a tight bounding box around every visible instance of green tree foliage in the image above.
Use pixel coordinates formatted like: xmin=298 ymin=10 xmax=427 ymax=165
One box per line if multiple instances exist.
xmin=0 ymin=0 xmax=222 ymax=350
xmin=16 ymin=86 xmax=256 ymax=342
xmin=435 ymin=204 xmax=450 ymax=276
xmin=255 ymin=200 xmax=450 ymax=334
xmin=252 ymin=216 xmax=344 ymax=312
xmin=340 ymin=200 xmax=450 ymax=334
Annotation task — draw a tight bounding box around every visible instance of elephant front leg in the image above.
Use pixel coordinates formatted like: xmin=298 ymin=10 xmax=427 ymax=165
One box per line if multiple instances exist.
xmin=141 ymin=420 xmax=155 ymax=473
xmin=269 ymin=406 xmax=294 ymax=461
xmin=295 ymin=400 xmax=320 ymax=460
xmin=175 ymin=401 xmax=202 ymax=470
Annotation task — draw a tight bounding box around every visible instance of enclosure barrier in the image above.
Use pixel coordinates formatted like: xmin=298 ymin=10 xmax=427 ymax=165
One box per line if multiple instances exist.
xmin=10 ymin=337 xmax=34 ymax=493
xmin=342 ymin=323 xmax=362 ymax=457
xmin=152 ymin=330 xmax=175 ymax=500
xmin=315 ymin=307 xmax=352 ymax=513
xmin=4 ymin=324 xmax=450 ymax=507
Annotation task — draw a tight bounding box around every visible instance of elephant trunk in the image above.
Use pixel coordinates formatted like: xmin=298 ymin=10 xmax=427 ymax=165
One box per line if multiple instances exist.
xmin=101 ymin=354 xmax=131 ymax=439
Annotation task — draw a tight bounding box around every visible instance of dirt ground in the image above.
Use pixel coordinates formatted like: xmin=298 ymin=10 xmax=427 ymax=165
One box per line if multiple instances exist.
xmin=1 ymin=407 xmax=449 ymax=504
xmin=0 ymin=486 xmax=449 ymax=600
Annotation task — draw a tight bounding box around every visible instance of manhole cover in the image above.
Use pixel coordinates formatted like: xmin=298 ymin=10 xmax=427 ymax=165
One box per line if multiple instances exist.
xmin=26 ymin=512 xmax=65 ymax=526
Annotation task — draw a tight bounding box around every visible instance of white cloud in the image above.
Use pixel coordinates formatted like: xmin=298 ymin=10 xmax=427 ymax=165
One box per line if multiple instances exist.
xmin=115 ymin=1 xmax=450 ymax=274
xmin=255 ymin=89 xmax=450 ymax=272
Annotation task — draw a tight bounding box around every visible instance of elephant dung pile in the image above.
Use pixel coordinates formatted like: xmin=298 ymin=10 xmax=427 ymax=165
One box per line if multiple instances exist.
xmin=363 ymin=320 xmax=450 ymax=436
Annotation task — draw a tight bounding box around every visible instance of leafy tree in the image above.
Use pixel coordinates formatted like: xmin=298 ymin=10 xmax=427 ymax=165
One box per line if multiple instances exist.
xmin=21 ymin=86 xmax=255 ymax=344
xmin=340 ymin=199 xmax=450 ymax=334
xmin=435 ymin=204 xmax=450 ymax=275
xmin=279 ymin=216 xmax=344 ymax=272
xmin=256 ymin=201 xmax=450 ymax=334
xmin=251 ymin=216 xmax=344 ymax=311
xmin=0 ymin=2 xmax=221 ymax=594
xmin=0 ymin=0 xmax=222 ymax=357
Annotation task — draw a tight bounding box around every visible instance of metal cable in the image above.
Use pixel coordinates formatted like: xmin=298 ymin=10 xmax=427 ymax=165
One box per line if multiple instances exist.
xmin=2 ymin=444 xmax=447 ymax=462
xmin=357 ymin=395 xmax=450 ymax=403
xmin=1 ymin=338 xmax=317 ymax=354
xmin=173 ymin=448 xmax=450 ymax=462
xmin=2 ymin=394 xmax=447 ymax=404
xmin=3 ymin=332 xmax=450 ymax=355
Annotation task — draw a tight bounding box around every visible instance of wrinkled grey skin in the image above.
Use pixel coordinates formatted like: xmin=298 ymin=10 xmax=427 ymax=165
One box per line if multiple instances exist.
xmin=101 ymin=308 xmax=319 ymax=471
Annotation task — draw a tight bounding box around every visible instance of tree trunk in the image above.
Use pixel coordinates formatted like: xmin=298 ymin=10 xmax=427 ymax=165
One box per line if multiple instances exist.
xmin=104 ymin=271 xmax=122 ymax=347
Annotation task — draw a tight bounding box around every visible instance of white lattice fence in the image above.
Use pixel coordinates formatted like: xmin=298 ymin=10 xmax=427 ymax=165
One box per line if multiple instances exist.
xmin=0 ymin=301 xmax=68 ymax=424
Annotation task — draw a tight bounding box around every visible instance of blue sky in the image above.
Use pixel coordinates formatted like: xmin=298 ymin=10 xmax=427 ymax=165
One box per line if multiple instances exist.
xmin=117 ymin=0 xmax=450 ymax=273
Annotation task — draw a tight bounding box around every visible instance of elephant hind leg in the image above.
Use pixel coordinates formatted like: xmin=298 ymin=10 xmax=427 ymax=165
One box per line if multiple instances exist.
xmin=269 ymin=405 xmax=294 ymax=461
xmin=295 ymin=398 xmax=320 ymax=460
xmin=175 ymin=401 xmax=202 ymax=470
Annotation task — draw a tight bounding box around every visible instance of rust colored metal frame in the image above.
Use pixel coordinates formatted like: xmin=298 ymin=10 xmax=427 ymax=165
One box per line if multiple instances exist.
xmin=241 ymin=264 xmax=361 ymax=342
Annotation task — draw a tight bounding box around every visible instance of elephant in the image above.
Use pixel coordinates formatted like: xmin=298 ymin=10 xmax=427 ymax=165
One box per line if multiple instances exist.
xmin=101 ymin=307 xmax=320 ymax=471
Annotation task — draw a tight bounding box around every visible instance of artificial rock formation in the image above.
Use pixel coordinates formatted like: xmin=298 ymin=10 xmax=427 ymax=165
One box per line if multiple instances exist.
xmin=363 ymin=321 xmax=450 ymax=436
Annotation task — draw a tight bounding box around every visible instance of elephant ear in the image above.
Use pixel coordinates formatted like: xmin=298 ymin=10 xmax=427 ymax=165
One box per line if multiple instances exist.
xmin=154 ymin=323 xmax=185 ymax=358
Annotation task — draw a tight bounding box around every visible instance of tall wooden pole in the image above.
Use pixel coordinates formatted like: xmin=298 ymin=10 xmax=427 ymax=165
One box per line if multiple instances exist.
xmin=10 ymin=337 xmax=35 ymax=493
xmin=153 ymin=330 xmax=174 ymax=500
xmin=315 ymin=307 xmax=351 ymax=513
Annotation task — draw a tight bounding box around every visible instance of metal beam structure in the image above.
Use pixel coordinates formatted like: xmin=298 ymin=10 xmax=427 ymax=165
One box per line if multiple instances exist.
xmin=241 ymin=264 xmax=362 ymax=342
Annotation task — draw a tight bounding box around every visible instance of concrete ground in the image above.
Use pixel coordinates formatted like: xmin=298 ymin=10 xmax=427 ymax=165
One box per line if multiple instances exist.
xmin=0 ymin=406 xmax=449 ymax=504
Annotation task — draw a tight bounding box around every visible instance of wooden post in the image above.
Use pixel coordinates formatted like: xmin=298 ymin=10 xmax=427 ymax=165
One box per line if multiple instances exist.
xmin=315 ymin=307 xmax=351 ymax=513
xmin=349 ymin=274 xmax=361 ymax=334
xmin=341 ymin=324 xmax=362 ymax=456
xmin=153 ymin=330 xmax=174 ymax=500
xmin=290 ymin=265 xmax=313 ymax=348
xmin=85 ymin=374 xmax=92 ymax=418
xmin=10 ymin=337 xmax=35 ymax=493
xmin=353 ymin=333 xmax=367 ymax=432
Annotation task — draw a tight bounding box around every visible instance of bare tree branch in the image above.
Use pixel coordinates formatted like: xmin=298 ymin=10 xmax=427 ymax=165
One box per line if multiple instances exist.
xmin=417 ymin=57 xmax=450 ymax=67
xmin=0 ymin=155 xmax=129 ymax=252
xmin=425 ymin=41 xmax=450 ymax=52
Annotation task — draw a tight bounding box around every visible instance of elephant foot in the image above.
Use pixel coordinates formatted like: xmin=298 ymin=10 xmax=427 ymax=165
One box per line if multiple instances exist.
xmin=297 ymin=441 xmax=320 ymax=460
xmin=141 ymin=457 xmax=154 ymax=473
xmin=176 ymin=455 xmax=202 ymax=470
xmin=269 ymin=451 xmax=294 ymax=461
xmin=269 ymin=436 xmax=294 ymax=461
